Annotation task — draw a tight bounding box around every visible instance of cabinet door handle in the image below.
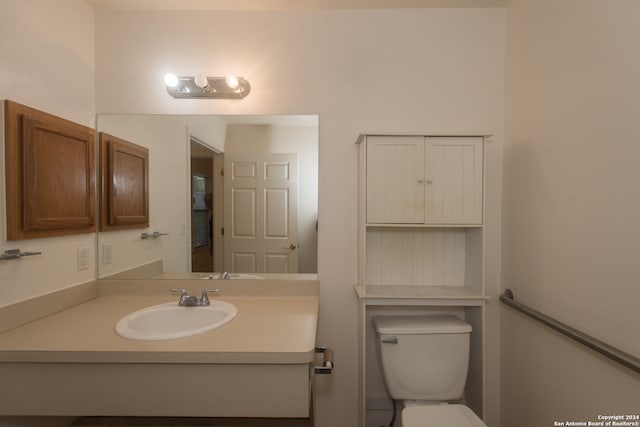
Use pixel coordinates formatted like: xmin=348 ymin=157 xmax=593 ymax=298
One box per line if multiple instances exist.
xmin=418 ymin=178 xmax=425 ymax=183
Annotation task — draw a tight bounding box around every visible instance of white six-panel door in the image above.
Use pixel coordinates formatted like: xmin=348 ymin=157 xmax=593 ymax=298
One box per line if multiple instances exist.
xmin=224 ymin=153 xmax=298 ymax=273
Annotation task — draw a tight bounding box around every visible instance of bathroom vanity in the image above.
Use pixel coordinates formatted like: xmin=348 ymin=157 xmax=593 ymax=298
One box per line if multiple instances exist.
xmin=354 ymin=134 xmax=489 ymax=427
xmin=0 ymin=279 xmax=319 ymax=419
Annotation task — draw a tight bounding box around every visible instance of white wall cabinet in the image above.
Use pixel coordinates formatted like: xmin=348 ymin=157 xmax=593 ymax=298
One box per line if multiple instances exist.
xmin=356 ymin=133 xmax=489 ymax=427
xmin=366 ymin=135 xmax=483 ymax=226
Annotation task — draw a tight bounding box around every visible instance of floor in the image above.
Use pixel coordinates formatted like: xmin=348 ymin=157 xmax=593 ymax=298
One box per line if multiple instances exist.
xmin=72 ymin=417 xmax=312 ymax=427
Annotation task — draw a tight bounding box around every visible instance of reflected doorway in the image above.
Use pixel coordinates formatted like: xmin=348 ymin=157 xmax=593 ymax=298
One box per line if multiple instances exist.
xmin=190 ymin=136 xmax=223 ymax=272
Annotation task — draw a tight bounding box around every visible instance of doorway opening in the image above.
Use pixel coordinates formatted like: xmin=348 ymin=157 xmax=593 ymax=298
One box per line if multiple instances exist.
xmin=190 ymin=136 xmax=223 ymax=273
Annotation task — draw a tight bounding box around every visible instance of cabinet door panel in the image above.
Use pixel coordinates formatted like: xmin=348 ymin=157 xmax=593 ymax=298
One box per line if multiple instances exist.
xmin=99 ymin=132 xmax=149 ymax=231
xmin=366 ymin=136 xmax=425 ymax=223
xmin=426 ymin=137 xmax=483 ymax=225
xmin=4 ymin=100 xmax=96 ymax=240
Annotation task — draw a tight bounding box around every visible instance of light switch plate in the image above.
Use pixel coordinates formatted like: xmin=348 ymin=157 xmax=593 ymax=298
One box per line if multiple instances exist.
xmin=77 ymin=247 xmax=90 ymax=270
xmin=103 ymin=243 xmax=113 ymax=265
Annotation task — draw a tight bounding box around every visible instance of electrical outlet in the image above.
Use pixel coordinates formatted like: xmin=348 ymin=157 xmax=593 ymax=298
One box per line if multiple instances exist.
xmin=103 ymin=243 xmax=113 ymax=265
xmin=77 ymin=247 xmax=90 ymax=270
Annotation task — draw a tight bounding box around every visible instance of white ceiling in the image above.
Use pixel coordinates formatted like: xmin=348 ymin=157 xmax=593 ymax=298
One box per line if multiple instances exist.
xmin=86 ymin=0 xmax=508 ymax=11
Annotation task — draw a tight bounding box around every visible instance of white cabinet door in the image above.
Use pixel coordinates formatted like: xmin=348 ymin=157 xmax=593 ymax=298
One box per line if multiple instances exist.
xmin=425 ymin=137 xmax=483 ymax=225
xmin=365 ymin=135 xmax=483 ymax=225
xmin=366 ymin=136 xmax=425 ymax=224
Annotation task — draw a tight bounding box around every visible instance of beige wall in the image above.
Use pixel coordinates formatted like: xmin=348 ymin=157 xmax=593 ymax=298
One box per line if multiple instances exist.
xmin=503 ymin=0 xmax=640 ymax=425
xmin=94 ymin=8 xmax=505 ymax=427
xmin=0 ymin=0 xmax=96 ymax=307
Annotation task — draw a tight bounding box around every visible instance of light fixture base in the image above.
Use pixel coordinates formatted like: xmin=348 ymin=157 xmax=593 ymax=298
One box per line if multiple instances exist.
xmin=166 ymin=76 xmax=251 ymax=99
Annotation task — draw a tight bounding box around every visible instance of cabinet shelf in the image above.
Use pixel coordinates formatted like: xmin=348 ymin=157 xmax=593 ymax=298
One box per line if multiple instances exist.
xmin=366 ymin=223 xmax=483 ymax=229
xmin=355 ymin=284 xmax=487 ymax=306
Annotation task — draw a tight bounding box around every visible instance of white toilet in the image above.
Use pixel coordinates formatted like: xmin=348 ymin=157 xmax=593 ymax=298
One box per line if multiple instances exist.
xmin=373 ymin=314 xmax=487 ymax=427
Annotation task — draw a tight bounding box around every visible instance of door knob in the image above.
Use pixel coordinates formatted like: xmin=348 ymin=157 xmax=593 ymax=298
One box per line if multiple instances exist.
xmin=285 ymin=243 xmax=298 ymax=250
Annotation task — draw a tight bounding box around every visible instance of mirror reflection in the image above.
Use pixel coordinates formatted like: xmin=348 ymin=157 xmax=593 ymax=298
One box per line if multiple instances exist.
xmin=97 ymin=114 xmax=318 ymax=280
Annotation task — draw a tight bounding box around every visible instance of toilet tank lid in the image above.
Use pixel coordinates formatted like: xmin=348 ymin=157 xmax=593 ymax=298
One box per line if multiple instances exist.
xmin=373 ymin=315 xmax=472 ymax=335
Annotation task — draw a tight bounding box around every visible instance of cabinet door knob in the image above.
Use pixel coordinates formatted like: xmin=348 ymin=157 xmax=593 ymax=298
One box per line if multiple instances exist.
xmin=426 ymin=178 xmax=433 ymax=184
xmin=418 ymin=178 xmax=425 ymax=183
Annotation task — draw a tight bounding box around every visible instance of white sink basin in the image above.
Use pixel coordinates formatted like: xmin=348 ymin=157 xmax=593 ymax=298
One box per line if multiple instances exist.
xmin=115 ymin=300 xmax=237 ymax=341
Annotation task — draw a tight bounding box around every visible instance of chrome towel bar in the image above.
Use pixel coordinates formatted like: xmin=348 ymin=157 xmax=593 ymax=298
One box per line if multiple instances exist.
xmin=500 ymin=289 xmax=639 ymax=374
xmin=0 ymin=249 xmax=42 ymax=260
xmin=140 ymin=231 xmax=169 ymax=239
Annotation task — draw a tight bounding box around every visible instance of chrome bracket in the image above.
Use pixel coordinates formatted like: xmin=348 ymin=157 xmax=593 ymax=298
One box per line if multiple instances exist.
xmin=314 ymin=346 xmax=334 ymax=375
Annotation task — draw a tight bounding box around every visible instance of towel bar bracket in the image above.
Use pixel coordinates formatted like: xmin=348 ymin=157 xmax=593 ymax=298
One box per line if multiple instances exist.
xmin=314 ymin=346 xmax=334 ymax=375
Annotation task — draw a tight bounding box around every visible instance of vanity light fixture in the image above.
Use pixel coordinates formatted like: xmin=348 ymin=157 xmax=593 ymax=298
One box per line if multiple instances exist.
xmin=164 ymin=73 xmax=251 ymax=99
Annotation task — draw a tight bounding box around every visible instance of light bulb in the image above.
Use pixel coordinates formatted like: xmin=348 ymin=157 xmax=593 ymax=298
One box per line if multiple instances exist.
xmin=164 ymin=73 xmax=179 ymax=88
xmin=225 ymin=75 xmax=239 ymax=89
xmin=194 ymin=75 xmax=209 ymax=88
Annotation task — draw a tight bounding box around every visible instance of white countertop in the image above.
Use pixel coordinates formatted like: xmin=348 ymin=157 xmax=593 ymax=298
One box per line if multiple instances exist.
xmin=0 ymin=292 xmax=319 ymax=364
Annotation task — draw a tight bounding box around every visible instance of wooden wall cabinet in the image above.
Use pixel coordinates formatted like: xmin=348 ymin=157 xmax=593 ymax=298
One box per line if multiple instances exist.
xmin=3 ymin=100 xmax=96 ymax=240
xmin=99 ymin=132 xmax=149 ymax=231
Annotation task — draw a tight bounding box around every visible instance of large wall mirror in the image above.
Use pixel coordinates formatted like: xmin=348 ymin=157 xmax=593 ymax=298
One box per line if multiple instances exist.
xmin=97 ymin=114 xmax=318 ymax=280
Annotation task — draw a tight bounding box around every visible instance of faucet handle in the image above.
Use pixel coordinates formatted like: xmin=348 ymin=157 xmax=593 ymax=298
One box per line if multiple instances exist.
xmin=200 ymin=288 xmax=220 ymax=306
xmin=169 ymin=288 xmax=190 ymax=306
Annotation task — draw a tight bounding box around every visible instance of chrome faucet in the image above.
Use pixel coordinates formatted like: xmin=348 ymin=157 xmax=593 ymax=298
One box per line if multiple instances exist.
xmin=170 ymin=288 xmax=220 ymax=306
xmin=197 ymin=272 xmax=230 ymax=280
xmin=198 ymin=288 xmax=219 ymax=306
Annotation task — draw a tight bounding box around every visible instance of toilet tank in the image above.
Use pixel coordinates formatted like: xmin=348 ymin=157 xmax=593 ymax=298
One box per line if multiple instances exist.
xmin=373 ymin=315 xmax=472 ymax=401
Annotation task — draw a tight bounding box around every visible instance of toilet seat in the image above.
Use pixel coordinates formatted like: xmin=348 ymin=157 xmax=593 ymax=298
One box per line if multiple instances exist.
xmin=402 ymin=404 xmax=487 ymax=427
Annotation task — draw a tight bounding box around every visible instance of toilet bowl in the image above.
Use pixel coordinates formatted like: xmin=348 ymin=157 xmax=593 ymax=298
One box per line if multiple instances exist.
xmin=373 ymin=315 xmax=487 ymax=427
